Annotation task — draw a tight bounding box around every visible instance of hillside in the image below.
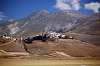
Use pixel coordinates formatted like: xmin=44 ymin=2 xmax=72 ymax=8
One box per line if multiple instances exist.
xmin=70 ymin=13 xmax=100 ymax=45
xmin=24 ymin=39 xmax=100 ymax=57
xmin=0 ymin=10 xmax=86 ymax=35
xmin=72 ymin=13 xmax=100 ymax=35
xmin=0 ymin=11 xmax=100 ymax=58
xmin=18 ymin=10 xmax=85 ymax=33
xmin=0 ymin=38 xmax=100 ymax=58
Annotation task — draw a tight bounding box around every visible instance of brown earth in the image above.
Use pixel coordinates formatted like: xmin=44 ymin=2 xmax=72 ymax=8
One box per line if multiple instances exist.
xmin=67 ymin=33 xmax=100 ymax=46
xmin=0 ymin=37 xmax=100 ymax=59
xmin=24 ymin=39 xmax=100 ymax=58
xmin=0 ymin=38 xmax=25 ymax=52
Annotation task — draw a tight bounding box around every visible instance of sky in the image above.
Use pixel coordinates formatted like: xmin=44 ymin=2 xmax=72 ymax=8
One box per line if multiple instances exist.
xmin=0 ymin=0 xmax=100 ymax=20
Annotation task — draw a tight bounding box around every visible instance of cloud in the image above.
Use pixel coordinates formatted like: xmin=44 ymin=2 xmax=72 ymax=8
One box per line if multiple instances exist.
xmin=85 ymin=2 xmax=100 ymax=13
xmin=0 ymin=12 xmax=6 ymax=21
xmin=54 ymin=0 xmax=71 ymax=10
xmin=54 ymin=0 xmax=81 ymax=11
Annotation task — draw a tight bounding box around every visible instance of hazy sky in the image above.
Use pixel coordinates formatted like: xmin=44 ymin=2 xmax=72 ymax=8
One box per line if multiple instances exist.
xmin=0 ymin=0 xmax=100 ymax=19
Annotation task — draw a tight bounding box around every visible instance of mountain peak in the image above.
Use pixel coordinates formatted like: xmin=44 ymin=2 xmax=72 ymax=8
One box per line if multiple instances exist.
xmin=39 ymin=9 xmax=49 ymax=14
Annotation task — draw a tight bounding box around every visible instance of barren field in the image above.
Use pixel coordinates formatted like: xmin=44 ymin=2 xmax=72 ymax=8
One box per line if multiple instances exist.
xmin=0 ymin=37 xmax=100 ymax=66
xmin=0 ymin=59 xmax=100 ymax=66
xmin=0 ymin=37 xmax=100 ymax=58
xmin=24 ymin=39 xmax=100 ymax=57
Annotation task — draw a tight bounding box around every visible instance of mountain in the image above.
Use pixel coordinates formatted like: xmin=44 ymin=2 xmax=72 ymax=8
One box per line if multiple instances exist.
xmin=72 ymin=13 xmax=100 ymax=35
xmin=70 ymin=13 xmax=100 ymax=45
xmin=0 ymin=10 xmax=100 ymax=36
xmin=3 ymin=10 xmax=86 ymax=36
xmin=0 ymin=21 xmax=11 ymax=35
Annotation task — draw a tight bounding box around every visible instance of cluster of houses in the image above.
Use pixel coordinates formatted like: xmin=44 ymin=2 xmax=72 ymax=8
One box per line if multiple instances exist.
xmin=23 ymin=31 xmax=74 ymax=44
xmin=0 ymin=34 xmax=17 ymax=41
xmin=0 ymin=31 xmax=74 ymax=44
xmin=0 ymin=34 xmax=11 ymax=39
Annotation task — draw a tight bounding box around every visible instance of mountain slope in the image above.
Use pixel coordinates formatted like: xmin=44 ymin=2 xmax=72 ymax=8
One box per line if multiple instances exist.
xmin=70 ymin=13 xmax=100 ymax=45
xmin=72 ymin=13 xmax=100 ymax=35
xmin=6 ymin=10 xmax=86 ymax=35
xmin=0 ymin=10 xmax=89 ymax=36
